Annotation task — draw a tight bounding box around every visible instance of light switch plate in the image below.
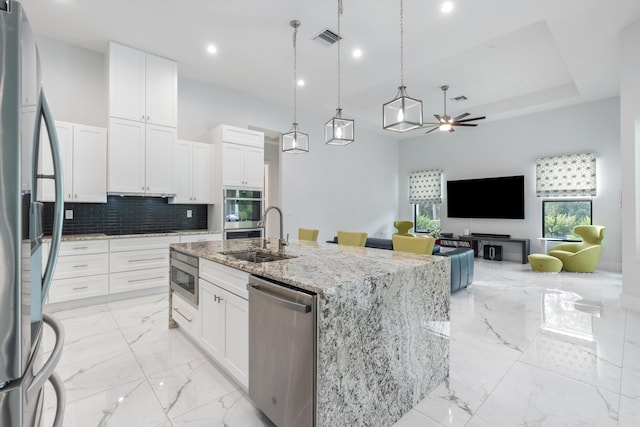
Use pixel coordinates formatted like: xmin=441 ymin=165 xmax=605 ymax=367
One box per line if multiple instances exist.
xmin=186 ymin=210 xmax=192 ymax=218
xmin=65 ymin=209 xmax=73 ymax=220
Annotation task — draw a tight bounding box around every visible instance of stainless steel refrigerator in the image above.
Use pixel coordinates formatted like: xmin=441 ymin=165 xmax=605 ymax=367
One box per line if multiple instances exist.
xmin=1 ymin=1 xmax=66 ymax=425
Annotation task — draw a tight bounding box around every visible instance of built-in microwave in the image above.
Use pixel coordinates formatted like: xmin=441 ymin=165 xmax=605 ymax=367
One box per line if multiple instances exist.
xmin=170 ymin=249 xmax=199 ymax=305
xmin=224 ymin=188 xmax=263 ymax=231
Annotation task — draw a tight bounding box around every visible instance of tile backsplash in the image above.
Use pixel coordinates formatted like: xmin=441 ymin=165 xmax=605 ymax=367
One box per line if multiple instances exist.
xmin=41 ymin=196 xmax=208 ymax=235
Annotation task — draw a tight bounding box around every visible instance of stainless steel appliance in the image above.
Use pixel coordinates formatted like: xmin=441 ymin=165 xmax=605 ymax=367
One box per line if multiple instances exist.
xmin=223 ymin=188 xmax=263 ymax=239
xmin=170 ymin=249 xmax=199 ymax=305
xmin=1 ymin=1 xmax=66 ymax=425
xmin=248 ymin=275 xmax=316 ymax=427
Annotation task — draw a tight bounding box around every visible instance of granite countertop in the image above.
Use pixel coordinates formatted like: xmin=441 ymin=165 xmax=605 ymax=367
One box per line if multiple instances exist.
xmin=171 ymin=238 xmax=449 ymax=295
xmin=43 ymin=229 xmax=222 ymax=242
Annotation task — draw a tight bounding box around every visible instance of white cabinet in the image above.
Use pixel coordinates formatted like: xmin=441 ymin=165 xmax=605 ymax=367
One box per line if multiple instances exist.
xmin=108 ymin=42 xmax=177 ymax=128
xmin=211 ymin=125 xmax=264 ymax=189
xmin=179 ymin=233 xmax=222 ymax=243
xmin=172 ymin=292 xmax=200 ymax=339
xmin=108 ymin=118 xmax=175 ymax=195
xmin=39 ymin=122 xmax=107 ymax=203
xmin=170 ymin=140 xmax=213 ymax=204
xmin=198 ymin=259 xmax=249 ymax=389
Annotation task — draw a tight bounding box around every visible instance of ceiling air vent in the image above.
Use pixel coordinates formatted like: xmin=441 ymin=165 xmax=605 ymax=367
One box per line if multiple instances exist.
xmin=451 ymin=95 xmax=468 ymax=102
xmin=313 ymin=28 xmax=341 ymax=47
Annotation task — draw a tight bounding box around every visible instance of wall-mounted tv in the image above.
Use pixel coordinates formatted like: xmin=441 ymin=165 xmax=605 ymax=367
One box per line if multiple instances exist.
xmin=447 ymin=175 xmax=525 ymax=219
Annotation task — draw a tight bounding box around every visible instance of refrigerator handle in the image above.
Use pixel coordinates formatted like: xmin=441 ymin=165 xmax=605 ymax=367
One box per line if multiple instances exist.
xmin=32 ymin=88 xmax=64 ymax=301
xmin=48 ymin=372 xmax=66 ymax=427
xmin=26 ymin=313 xmax=65 ymax=404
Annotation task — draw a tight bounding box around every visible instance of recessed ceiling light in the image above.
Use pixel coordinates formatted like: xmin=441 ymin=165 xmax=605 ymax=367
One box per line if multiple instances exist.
xmin=441 ymin=1 xmax=454 ymax=14
xmin=297 ymin=79 xmax=305 ymax=87
xmin=206 ymin=44 xmax=217 ymax=54
xmin=353 ymin=48 xmax=363 ymax=58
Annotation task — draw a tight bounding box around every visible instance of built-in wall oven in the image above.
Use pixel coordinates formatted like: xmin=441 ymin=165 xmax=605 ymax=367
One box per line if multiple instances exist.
xmin=170 ymin=249 xmax=199 ymax=305
xmin=224 ymin=188 xmax=263 ymax=240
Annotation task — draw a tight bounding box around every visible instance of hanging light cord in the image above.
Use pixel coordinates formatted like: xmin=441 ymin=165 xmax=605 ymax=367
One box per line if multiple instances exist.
xmin=337 ymin=0 xmax=343 ymax=109
xmin=292 ymin=23 xmax=298 ymax=124
xmin=400 ymin=0 xmax=404 ymax=87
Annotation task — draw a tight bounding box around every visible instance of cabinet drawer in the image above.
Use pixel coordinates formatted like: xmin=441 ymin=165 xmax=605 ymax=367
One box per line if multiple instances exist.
xmin=54 ymin=253 xmax=109 ymax=280
xmin=48 ymin=274 xmax=109 ymax=303
xmin=200 ymin=259 xmax=249 ymax=300
xmin=179 ymin=233 xmax=222 ymax=243
xmin=59 ymin=239 xmax=109 ymax=256
xmin=109 ymin=267 xmax=168 ymax=294
xmin=109 ymin=248 xmax=169 ymax=273
xmin=109 ymin=235 xmax=178 ymax=252
xmin=172 ymin=292 xmax=200 ymax=338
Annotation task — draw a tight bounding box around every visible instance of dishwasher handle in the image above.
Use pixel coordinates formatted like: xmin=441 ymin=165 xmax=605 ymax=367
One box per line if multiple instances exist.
xmin=248 ymin=283 xmax=311 ymax=313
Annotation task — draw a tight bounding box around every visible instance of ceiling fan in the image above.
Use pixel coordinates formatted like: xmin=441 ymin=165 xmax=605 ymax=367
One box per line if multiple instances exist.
xmin=422 ymin=85 xmax=486 ymax=134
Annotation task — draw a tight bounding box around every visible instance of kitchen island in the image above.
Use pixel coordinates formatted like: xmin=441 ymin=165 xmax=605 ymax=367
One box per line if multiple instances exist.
xmin=169 ymin=238 xmax=450 ymax=427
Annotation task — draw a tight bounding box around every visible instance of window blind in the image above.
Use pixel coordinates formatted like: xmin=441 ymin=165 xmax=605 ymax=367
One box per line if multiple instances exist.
xmin=409 ymin=169 xmax=442 ymax=203
xmin=535 ymin=153 xmax=596 ymax=197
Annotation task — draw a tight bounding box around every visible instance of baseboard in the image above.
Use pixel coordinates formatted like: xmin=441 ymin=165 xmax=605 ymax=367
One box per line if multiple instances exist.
xmin=622 ymin=292 xmax=640 ymax=314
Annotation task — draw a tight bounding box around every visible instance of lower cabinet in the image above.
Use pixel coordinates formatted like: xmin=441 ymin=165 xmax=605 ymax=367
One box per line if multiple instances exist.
xmin=172 ymin=292 xmax=200 ymax=339
xmin=198 ymin=262 xmax=249 ymax=389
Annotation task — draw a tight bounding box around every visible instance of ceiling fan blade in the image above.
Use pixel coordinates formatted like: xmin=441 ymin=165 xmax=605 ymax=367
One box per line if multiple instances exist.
xmin=422 ymin=122 xmax=440 ymax=126
xmin=453 ymin=112 xmax=470 ymax=121
xmin=424 ymin=127 xmax=439 ymax=134
xmin=434 ymin=114 xmax=442 ymax=122
xmin=453 ymin=123 xmax=478 ymax=127
xmin=455 ymin=116 xmax=486 ymax=123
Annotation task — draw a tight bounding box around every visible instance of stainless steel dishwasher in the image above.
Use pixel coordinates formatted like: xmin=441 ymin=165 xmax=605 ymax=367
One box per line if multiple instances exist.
xmin=247 ymin=275 xmax=316 ymax=427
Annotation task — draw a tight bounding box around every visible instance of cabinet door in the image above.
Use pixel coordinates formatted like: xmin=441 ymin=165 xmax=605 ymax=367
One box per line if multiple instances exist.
xmin=221 ymin=143 xmax=244 ymax=187
xmin=243 ymin=146 xmax=264 ymax=188
xmin=171 ymin=140 xmax=193 ymax=203
xmin=72 ymin=125 xmax=107 ymax=203
xmin=109 ymin=42 xmax=146 ymax=122
xmin=223 ymin=289 xmax=249 ymax=388
xmin=145 ymin=53 xmax=177 ymax=128
xmin=108 ymin=118 xmax=146 ymax=193
xmin=38 ymin=121 xmax=73 ymax=202
xmin=145 ymin=124 xmax=175 ymax=194
xmin=191 ymin=142 xmax=212 ymax=203
xmin=200 ymin=281 xmax=225 ymax=360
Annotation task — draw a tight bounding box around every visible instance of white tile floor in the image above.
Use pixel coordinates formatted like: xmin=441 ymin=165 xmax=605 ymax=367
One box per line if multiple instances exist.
xmin=41 ymin=259 xmax=639 ymax=426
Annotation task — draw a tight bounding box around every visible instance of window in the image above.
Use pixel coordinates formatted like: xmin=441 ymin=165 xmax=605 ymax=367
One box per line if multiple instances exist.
xmin=542 ymin=199 xmax=592 ymax=239
xmin=414 ymin=202 xmax=441 ymax=234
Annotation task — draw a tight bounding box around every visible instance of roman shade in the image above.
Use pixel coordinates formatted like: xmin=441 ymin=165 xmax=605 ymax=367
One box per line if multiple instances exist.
xmin=409 ymin=169 xmax=442 ymax=203
xmin=536 ymin=153 xmax=596 ymax=197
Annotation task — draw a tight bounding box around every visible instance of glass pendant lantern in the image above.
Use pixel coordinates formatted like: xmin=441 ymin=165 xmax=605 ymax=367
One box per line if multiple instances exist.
xmin=282 ymin=20 xmax=309 ymax=153
xmin=382 ymin=0 xmax=423 ymax=132
xmin=325 ymin=0 xmax=355 ymax=145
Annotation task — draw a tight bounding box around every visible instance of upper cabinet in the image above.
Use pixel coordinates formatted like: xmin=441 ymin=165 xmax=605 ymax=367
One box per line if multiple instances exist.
xmin=170 ymin=140 xmax=213 ymax=204
xmin=108 ymin=42 xmax=177 ymax=128
xmin=38 ymin=121 xmax=107 ymax=203
xmin=211 ymin=125 xmax=264 ymax=189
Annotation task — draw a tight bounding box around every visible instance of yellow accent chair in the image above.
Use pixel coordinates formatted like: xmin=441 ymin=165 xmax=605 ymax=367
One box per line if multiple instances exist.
xmin=528 ymin=254 xmax=563 ymax=273
xmin=392 ymin=235 xmax=435 ymax=255
xmin=298 ymin=227 xmax=319 ymax=242
xmin=393 ymin=220 xmax=415 ymax=237
xmin=548 ymin=225 xmax=606 ymax=272
xmin=337 ymin=230 xmax=368 ymax=247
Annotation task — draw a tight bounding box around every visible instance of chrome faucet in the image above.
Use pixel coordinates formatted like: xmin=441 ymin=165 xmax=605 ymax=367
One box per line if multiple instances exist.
xmin=257 ymin=206 xmax=288 ymax=253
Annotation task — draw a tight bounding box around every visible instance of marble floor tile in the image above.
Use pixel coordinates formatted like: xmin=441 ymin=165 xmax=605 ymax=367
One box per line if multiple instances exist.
xmin=466 ymin=361 xmax=620 ymax=427
xmin=41 ymin=260 xmax=636 ymax=427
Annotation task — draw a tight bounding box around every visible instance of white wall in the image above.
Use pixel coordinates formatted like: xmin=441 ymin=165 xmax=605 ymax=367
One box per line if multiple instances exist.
xmin=398 ymin=97 xmax=621 ymax=270
xmin=36 ymin=38 xmax=400 ymax=244
xmin=621 ymin=19 xmax=640 ymax=312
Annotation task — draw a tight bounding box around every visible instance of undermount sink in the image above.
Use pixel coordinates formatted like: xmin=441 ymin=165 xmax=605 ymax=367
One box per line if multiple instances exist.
xmin=223 ymin=249 xmax=296 ymax=263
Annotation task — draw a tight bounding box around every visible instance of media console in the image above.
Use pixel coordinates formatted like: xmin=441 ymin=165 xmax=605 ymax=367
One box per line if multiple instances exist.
xmin=438 ymin=235 xmax=530 ymax=264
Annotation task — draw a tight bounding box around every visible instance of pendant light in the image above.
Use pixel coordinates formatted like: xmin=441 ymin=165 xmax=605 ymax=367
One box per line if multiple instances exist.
xmin=382 ymin=0 xmax=423 ymax=132
xmin=325 ymin=0 xmax=354 ymax=145
xmin=282 ymin=20 xmax=309 ymax=153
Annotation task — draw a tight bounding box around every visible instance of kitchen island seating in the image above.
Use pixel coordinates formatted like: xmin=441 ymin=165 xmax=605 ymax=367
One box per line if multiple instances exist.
xmin=337 ymin=230 xmax=368 ymax=247
xmin=298 ymin=227 xmax=319 ymax=242
xmin=392 ymin=235 xmax=436 ymax=255
xmin=547 ymin=225 xmax=606 ymax=272
xmin=393 ymin=220 xmax=415 ymax=237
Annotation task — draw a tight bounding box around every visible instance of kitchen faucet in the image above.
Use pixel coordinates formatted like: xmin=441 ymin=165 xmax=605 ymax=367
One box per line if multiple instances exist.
xmin=257 ymin=206 xmax=288 ymax=253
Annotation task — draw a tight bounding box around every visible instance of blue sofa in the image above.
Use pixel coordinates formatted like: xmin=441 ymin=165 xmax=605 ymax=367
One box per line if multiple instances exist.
xmin=327 ymin=237 xmax=473 ymax=292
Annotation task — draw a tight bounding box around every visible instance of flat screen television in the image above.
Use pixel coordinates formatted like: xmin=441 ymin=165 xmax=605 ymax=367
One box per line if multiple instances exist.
xmin=447 ymin=175 xmax=525 ymax=219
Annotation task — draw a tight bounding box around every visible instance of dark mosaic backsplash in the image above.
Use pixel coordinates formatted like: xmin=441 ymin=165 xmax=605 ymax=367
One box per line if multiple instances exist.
xmin=41 ymin=196 xmax=208 ymax=235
